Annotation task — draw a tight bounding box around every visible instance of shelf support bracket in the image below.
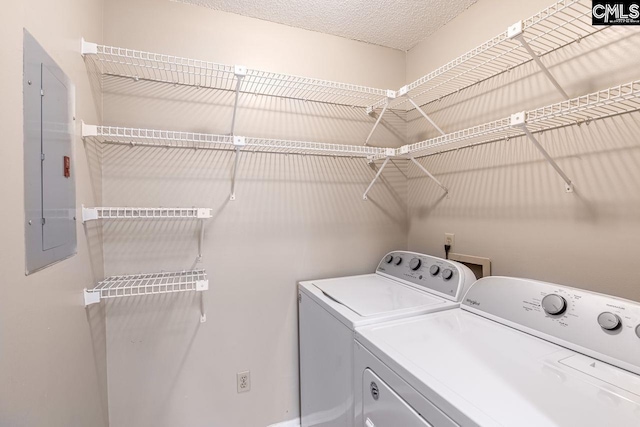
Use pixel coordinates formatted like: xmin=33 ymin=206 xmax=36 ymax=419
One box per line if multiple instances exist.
xmin=81 ymin=205 xmax=98 ymax=223
xmin=364 ymin=90 xmax=396 ymax=146
xmin=230 ymin=136 xmax=246 ymax=201
xmin=230 ymin=65 xmax=247 ymax=136
xmin=195 ymin=279 xmax=209 ymax=323
xmin=81 ymin=121 xmax=98 ymax=138
xmin=407 ymin=98 xmax=446 ymax=136
xmin=508 ymin=21 xmax=569 ymax=100
xmin=365 ymin=100 xmax=389 ymax=146
xmin=83 ymin=289 xmax=100 ymax=307
xmin=80 ymin=38 xmax=98 ymax=56
xmin=410 ymin=158 xmax=449 ymax=196
xmin=511 ymin=112 xmax=574 ymax=193
xmin=200 ymin=293 xmax=207 ymax=323
xmin=363 ymin=157 xmax=390 ymax=200
xmin=197 ymin=218 xmax=205 ymax=262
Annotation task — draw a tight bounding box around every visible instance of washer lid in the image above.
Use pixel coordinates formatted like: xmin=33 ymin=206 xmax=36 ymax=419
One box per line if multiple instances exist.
xmin=312 ymin=275 xmax=445 ymax=317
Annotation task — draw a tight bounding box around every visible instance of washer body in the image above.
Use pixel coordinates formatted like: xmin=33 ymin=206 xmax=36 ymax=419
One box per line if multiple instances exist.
xmin=298 ymin=251 xmax=476 ymax=427
xmin=355 ymin=276 xmax=640 ymax=427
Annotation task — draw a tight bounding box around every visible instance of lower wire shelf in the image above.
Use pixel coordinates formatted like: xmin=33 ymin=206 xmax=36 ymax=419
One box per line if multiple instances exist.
xmin=84 ymin=269 xmax=209 ymax=306
xmin=82 ymin=206 xmax=213 ymax=222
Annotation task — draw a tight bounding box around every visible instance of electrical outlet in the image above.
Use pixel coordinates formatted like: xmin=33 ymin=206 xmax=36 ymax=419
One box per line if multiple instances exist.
xmin=237 ymin=371 xmax=251 ymax=393
xmin=444 ymin=233 xmax=455 ymax=247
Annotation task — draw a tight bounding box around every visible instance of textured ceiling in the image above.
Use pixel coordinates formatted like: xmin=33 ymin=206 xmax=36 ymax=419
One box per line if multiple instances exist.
xmin=174 ymin=0 xmax=478 ymax=51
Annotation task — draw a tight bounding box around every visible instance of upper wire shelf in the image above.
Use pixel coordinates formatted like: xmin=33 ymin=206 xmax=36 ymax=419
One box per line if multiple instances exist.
xmin=81 ymin=123 xmax=394 ymax=158
xmin=369 ymin=0 xmax=599 ymax=112
xmin=81 ymin=40 xmax=390 ymax=108
xmin=84 ymin=269 xmax=209 ymax=306
xmin=403 ymin=80 xmax=640 ymax=157
xmin=82 ymin=206 xmax=213 ymax=222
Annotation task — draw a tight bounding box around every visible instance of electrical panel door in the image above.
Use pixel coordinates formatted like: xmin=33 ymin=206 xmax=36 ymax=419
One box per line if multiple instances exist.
xmin=23 ymin=30 xmax=76 ymax=274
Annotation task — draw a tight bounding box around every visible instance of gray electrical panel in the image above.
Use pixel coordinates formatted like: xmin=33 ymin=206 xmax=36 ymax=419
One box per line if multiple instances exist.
xmin=23 ymin=29 xmax=77 ymax=274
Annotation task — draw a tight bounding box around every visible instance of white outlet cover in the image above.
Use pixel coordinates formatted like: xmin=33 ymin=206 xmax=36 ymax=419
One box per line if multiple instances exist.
xmin=445 ymin=233 xmax=455 ymax=247
xmin=237 ymin=371 xmax=251 ymax=393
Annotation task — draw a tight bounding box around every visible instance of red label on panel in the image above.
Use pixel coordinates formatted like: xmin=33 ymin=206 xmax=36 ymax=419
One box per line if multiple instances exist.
xmin=64 ymin=156 xmax=70 ymax=178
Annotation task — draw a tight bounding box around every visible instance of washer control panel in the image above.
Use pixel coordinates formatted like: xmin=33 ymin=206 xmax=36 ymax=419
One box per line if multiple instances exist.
xmin=462 ymin=276 xmax=640 ymax=375
xmin=376 ymin=251 xmax=475 ymax=302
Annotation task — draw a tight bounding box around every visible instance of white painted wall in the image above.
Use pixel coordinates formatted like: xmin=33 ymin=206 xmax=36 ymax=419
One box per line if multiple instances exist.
xmin=99 ymin=1 xmax=407 ymax=426
xmin=405 ymin=0 xmax=640 ymax=302
xmin=0 ymin=0 xmax=108 ymax=426
xmin=3 ymin=1 xmax=640 ymax=426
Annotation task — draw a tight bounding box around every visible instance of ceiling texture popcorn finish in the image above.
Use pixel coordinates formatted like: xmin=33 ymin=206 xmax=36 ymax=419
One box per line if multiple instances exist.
xmin=172 ymin=0 xmax=478 ymax=50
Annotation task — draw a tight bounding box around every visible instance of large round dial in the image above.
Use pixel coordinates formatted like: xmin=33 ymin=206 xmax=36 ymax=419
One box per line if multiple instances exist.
xmin=597 ymin=312 xmax=621 ymax=331
xmin=409 ymin=258 xmax=422 ymax=271
xmin=442 ymin=269 xmax=453 ymax=280
xmin=385 ymin=255 xmax=393 ymax=264
xmin=394 ymin=257 xmax=403 ymax=265
xmin=541 ymin=294 xmax=567 ymax=315
xmin=429 ymin=265 xmax=440 ymax=276
xmin=636 ymin=324 xmax=640 ymax=339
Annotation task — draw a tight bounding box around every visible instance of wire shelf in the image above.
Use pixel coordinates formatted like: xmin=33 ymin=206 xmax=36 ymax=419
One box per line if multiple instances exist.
xmin=82 ymin=124 xmax=235 ymax=150
xmin=524 ymin=81 xmax=640 ymax=130
xmin=370 ymin=0 xmax=599 ymax=111
xmin=403 ymin=117 xmax=519 ymax=156
xmin=83 ymin=42 xmax=389 ymax=107
xmin=84 ymin=269 xmax=209 ymax=305
xmin=405 ymin=80 xmax=640 ymax=157
xmin=82 ymin=206 xmax=212 ymax=222
xmin=241 ymin=136 xmax=394 ymax=157
xmin=82 ymin=124 xmax=393 ymax=158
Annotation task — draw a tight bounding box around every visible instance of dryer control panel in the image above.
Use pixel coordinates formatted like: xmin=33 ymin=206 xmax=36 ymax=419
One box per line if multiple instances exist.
xmin=462 ymin=276 xmax=640 ymax=376
xmin=376 ymin=251 xmax=475 ymax=302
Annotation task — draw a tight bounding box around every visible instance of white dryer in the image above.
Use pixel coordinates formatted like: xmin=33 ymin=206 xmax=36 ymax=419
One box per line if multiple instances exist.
xmin=354 ymin=276 xmax=640 ymax=427
xmin=298 ymin=250 xmax=476 ymax=427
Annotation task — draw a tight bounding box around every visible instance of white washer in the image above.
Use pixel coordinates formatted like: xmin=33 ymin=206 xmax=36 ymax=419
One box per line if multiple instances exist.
xmin=298 ymin=250 xmax=476 ymax=427
xmin=355 ymin=276 xmax=640 ymax=427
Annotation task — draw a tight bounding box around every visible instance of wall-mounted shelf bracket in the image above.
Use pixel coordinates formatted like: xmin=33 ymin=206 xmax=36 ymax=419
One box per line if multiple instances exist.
xmin=84 ymin=288 xmax=101 ymax=306
xmin=407 ymin=98 xmax=446 ymax=136
xmin=410 ymin=157 xmax=449 ymax=196
xmin=510 ymin=112 xmax=573 ymax=193
xmin=365 ymin=90 xmax=396 ymax=145
xmin=80 ymin=38 xmax=98 ymax=56
xmin=508 ymin=21 xmax=569 ymax=101
xmin=197 ymin=219 xmax=206 ymax=263
xmin=82 ymin=205 xmax=99 ymax=222
xmin=363 ymin=157 xmax=390 ymax=200
xmin=230 ymin=65 xmax=247 ymax=136
xmin=200 ymin=292 xmax=207 ymax=323
xmin=230 ymin=136 xmax=246 ymax=201
xmin=81 ymin=121 xmax=98 ymax=137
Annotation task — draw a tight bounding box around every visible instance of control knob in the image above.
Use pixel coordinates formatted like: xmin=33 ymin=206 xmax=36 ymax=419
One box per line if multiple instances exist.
xmin=597 ymin=312 xmax=621 ymax=331
xmin=394 ymin=257 xmax=403 ymax=265
xmin=541 ymin=294 xmax=567 ymax=316
xmin=409 ymin=258 xmax=422 ymax=271
xmin=636 ymin=324 xmax=640 ymax=339
xmin=429 ymin=265 xmax=440 ymax=276
xmin=442 ymin=269 xmax=453 ymax=280
xmin=385 ymin=255 xmax=393 ymax=264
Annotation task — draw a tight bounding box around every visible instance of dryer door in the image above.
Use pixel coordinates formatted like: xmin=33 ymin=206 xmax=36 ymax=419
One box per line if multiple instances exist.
xmin=363 ymin=369 xmax=432 ymax=427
